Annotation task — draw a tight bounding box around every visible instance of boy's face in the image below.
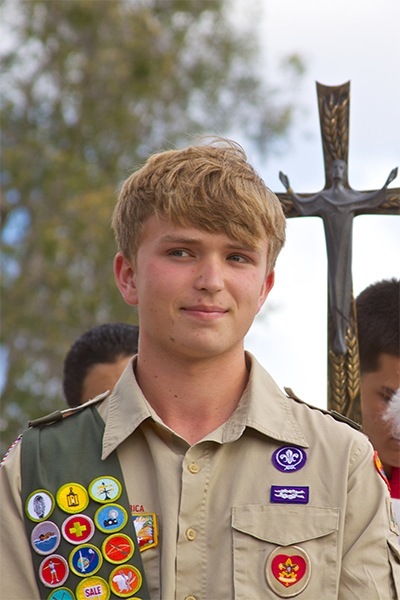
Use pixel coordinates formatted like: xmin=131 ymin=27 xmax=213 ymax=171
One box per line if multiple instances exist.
xmin=81 ymin=356 xmax=132 ymax=404
xmin=360 ymin=353 xmax=400 ymax=470
xmin=115 ymin=216 xmax=274 ymax=363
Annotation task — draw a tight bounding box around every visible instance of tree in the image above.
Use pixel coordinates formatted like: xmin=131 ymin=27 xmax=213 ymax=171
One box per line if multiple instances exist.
xmin=0 ymin=0 xmax=304 ymax=453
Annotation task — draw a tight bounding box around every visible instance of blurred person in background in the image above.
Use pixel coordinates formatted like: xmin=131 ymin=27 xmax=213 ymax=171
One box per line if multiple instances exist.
xmin=357 ymin=278 xmax=400 ymax=539
xmin=63 ymin=322 xmax=139 ymax=406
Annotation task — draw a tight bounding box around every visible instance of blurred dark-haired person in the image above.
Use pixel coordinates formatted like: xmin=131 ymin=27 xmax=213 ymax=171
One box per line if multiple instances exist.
xmin=63 ymin=322 xmax=139 ymax=406
xmin=357 ymin=278 xmax=400 ymax=541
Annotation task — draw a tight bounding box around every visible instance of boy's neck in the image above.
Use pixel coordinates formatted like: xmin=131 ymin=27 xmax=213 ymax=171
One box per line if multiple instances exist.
xmin=135 ymin=348 xmax=250 ymax=445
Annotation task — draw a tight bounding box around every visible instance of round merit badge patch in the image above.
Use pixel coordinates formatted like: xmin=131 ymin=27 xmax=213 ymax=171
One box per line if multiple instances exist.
xmin=69 ymin=544 xmax=103 ymax=577
xmin=265 ymin=545 xmax=311 ymax=597
xmin=102 ymin=533 xmax=135 ymax=564
xmin=61 ymin=513 xmax=95 ymax=545
xmin=39 ymin=554 xmax=69 ymax=588
xmin=46 ymin=587 xmax=75 ymax=600
xmin=56 ymin=482 xmax=89 ymax=514
xmin=109 ymin=564 xmax=142 ymax=597
xmin=31 ymin=521 xmax=61 ymax=555
xmin=272 ymin=447 xmax=307 ymax=472
xmin=25 ymin=489 xmax=55 ymax=522
xmin=88 ymin=476 xmax=122 ymax=504
xmin=94 ymin=504 xmax=128 ymax=534
xmin=75 ymin=576 xmax=110 ymax=600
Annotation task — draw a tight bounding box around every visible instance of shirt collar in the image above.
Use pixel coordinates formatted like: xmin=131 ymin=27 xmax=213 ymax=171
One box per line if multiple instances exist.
xmin=101 ymin=357 xmax=152 ymax=459
xmin=101 ymin=353 xmax=309 ymax=458
xmin=233 ymin=353 xmax=309 ymax=447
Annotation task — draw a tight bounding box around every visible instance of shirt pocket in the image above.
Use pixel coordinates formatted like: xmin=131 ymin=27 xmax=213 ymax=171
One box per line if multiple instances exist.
xmin=232 ymin=504 xmax=339 ymax=599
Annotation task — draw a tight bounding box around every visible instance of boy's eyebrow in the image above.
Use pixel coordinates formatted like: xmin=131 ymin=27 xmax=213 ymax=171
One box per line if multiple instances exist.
xmin=159 ymin=234 xmax=258 ymax=252
xmin=159 ymin=234 xmax=201 ymax=245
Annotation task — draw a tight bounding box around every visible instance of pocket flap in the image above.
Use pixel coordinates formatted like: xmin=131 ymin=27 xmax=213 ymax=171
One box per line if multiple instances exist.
xmin=232 ymin=504 xmax=339 ymax=546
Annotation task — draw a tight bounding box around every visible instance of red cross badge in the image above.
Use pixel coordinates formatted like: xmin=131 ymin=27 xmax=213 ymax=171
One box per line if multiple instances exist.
xmin=61 ymin=513 xmax=95 ymax=545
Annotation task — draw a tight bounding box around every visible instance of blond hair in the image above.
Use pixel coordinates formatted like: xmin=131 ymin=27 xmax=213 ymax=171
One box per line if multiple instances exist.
xmin=112 ymin=139 xmax=286 ymax=273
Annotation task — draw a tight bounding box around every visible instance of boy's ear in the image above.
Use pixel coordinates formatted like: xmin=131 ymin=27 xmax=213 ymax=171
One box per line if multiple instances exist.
xmin=257 ymin=270 xmax=275 ymax=313
xmin=114 ymin=252 xmax=138 ymax=306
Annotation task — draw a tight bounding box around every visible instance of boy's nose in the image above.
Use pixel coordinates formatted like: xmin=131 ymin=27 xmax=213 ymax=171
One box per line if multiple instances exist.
xmin=194 ymin=258 xmax=224 ymax=293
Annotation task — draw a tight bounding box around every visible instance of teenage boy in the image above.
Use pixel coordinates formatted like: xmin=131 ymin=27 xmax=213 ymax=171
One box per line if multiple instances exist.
xmin=1 ymin=140 xmax=399 ymax=599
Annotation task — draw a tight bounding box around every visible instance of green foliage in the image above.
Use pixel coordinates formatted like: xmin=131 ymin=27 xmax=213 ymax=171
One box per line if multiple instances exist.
xmin=0 ymin=0 xmax=304 ymax=453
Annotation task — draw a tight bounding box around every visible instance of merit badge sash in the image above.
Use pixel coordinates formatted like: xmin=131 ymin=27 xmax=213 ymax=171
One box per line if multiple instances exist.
xmin=21 ymin=404 xmax=150 ymax=599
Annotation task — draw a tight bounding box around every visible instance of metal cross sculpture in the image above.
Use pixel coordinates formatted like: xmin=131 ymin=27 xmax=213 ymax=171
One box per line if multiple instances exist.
xmin=277 ymin=82 xmax=399 ymax=423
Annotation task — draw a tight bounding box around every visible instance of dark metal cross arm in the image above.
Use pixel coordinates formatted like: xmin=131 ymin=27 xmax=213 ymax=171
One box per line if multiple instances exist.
xmin=278 ymin=186 xmax=400 ymax=218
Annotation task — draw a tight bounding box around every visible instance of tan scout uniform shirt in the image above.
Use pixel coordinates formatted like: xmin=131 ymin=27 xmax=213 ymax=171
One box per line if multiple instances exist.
xmin=1 ymin=353 xmax=399 ymax=599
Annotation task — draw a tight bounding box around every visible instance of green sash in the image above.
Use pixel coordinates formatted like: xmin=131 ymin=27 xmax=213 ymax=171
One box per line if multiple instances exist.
xmin=21 ymin=403 xmax=150 ymax=599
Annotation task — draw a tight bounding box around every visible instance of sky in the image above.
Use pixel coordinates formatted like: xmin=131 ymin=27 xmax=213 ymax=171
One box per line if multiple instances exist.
xmin=244 ymin=0 xmax=400 ymax=408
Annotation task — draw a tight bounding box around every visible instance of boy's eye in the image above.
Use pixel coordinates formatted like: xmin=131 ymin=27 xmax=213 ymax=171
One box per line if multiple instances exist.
xmin=382 ymin=388 xmax=395 ymax=402
xmin=168 ymin=249 xmax=191 ymax=258
xmin=228 ymin=254 xmax=250 ymax=263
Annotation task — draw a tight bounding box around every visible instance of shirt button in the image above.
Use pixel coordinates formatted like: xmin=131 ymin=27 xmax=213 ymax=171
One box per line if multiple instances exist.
xmin=186 ymin=528 xmax=197 ymax=541
xmin=188 ymin=462 xmax=200 ymax=474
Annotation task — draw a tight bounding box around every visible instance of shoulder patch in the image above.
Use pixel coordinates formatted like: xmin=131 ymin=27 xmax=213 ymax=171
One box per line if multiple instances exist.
xmin=28 ymin=391 xmax=111 ymax=429
xmin=374 ymin=450 xmax=391 ymax=491
xmin=284 ymin=387 xmax=362 ymax=431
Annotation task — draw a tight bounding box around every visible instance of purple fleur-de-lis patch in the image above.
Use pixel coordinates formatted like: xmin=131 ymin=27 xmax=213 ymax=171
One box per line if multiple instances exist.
xmin=272 ymin=446 xmax=307 ymax=472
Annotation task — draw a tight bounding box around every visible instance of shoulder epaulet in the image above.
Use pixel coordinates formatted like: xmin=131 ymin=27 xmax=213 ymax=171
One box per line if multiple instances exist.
xmin=28 ymin=390 xmax=111 ymax=428
xmin=284 ymin=387 xmax=362 ymax=431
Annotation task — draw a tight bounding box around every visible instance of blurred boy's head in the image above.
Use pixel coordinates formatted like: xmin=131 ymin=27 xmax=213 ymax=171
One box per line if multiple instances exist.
xmin=356 ymin=278 xmax=400 ymax=471
xmin=63 ymin=323 xmax=139 ymax=407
